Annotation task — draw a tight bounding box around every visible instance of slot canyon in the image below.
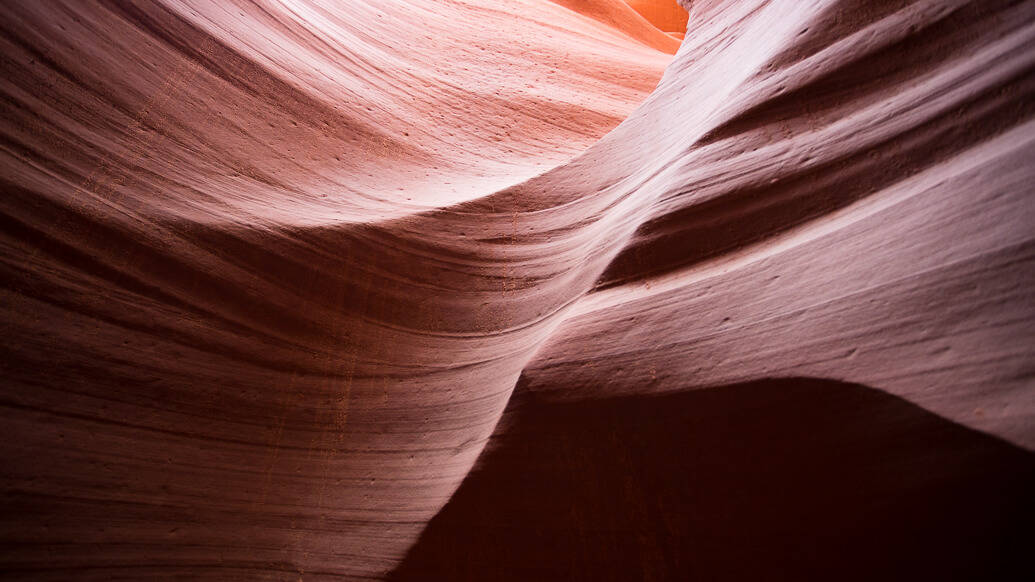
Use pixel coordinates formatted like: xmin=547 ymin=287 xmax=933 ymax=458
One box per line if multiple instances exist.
xmin=1 ymin=0 xmax=1033 ymax=580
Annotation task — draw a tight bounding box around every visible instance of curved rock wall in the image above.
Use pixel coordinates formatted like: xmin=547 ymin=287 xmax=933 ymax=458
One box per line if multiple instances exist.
xmin=2 ymin=0 xmax=1033 ymax=579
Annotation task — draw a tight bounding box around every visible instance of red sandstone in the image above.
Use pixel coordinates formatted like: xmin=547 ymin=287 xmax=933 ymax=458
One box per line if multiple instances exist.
xmin=1 ymin=1 xmax=1032 ymax=580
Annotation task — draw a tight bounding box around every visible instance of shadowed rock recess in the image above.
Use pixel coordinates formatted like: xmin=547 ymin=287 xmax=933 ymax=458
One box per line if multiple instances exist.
xmin=1 ymin=1 xmax=1033 ymax=580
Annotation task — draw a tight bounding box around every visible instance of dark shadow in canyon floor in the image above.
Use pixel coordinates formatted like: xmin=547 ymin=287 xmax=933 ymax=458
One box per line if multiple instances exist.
xmin=391 ymin=377 xmax=1033 ymax=581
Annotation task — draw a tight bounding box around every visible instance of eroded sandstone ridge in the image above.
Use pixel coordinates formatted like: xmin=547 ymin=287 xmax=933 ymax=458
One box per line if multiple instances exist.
xmin=1 ymin=1 xmax=1033 ymax=580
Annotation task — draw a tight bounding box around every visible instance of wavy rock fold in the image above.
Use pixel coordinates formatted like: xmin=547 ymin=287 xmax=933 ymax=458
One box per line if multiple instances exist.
xmin=2 ymin=0 xmax=1033 ymax=580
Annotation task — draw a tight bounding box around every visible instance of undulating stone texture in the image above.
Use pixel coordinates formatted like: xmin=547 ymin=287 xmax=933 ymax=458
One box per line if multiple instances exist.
xmin=1 ymin=0 xmax=1032 ymax=580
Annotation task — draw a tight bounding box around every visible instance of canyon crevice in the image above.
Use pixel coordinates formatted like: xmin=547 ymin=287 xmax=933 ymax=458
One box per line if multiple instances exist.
xmin=1 ymin=1 xmax=1033 ymax=580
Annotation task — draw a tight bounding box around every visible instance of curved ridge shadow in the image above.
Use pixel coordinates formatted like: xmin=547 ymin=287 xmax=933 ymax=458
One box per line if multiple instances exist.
xmin=392 ymin=377 xmax=1033 ymax=581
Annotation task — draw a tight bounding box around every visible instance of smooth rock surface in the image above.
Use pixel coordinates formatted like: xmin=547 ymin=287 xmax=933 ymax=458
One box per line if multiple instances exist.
xmin=2 ymin=0 xmax=1033 ymax=580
